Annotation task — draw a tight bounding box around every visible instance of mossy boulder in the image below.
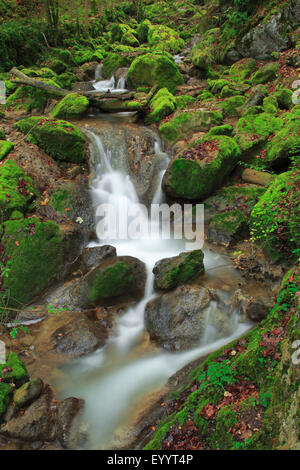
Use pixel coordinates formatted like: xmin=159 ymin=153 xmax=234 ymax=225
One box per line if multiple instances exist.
xmin=162 ymin=135 xmax=241 ymax=200
xmin=146 ymin=88 xmax=176 ymax=124
xmin=264 ymin=111 xmax=300 ymax=168
xmin=0 ymin=353 xmax=29 ymax=387
xmin=175 ymin=95 xmax=195 ymax=109
xmin=250 ymin=171 xmax=300 ymax=261
xmin=229 ymin=58 xmax=257 ymax=81
xmin=6 ymin=83 xmax=60 ymax=113
xmin=88 ymin=256 xmax=146 ymax=305
xmin=127 ymin=53 xmax=184 ymax=93
xmin=263 ymin=96 xmax=278 ymax=114
xmin=103 ymin=52 xmax=132 ymax=79
xmin=235 ymin=113 xmax=284 ymax=152
xmin=50 ymin=93 xmax=89 ymax=119
xmin=0 ymin=382 xmax=12 ymax=417
xmin=159 ymin=109 xmax=223 ymax=142
xmin=0 ymin=140 xmax=13 ymax=160
xmin=15 ymin=117 xmax=86 ymax=163
xmin=274 ymin=88 xmax=293 ymax=110
xmin=147 ymin=24 xmax=185 ymax=54
xmin=207 ymin=124 xmax=233 ymax=137
xmin=45 ymin=59 xmax=68 ymax=75
xmin=207 ymin=209 xmax=248 ymax=247
xmin=251 ymin=62 xmax=279 ymax=85
xmin=13 ymin=377 xmax=43 ymax=408
xmin=1 ymin=218 xmax=63 ymax=310
xmin=219 ymin=95 xmax=246 ymax=117
xmin=110 ymin=23 xmax=139 ymax=47
xmin=153 ymin=250 xmax=205 ymax=290
xmin=191 ymin=28 xmax=220 ymax=71
xmin=0 ymin=160 xmax=35 ymax=221
xmin=197 ymin=90 xmax=214 ymax=102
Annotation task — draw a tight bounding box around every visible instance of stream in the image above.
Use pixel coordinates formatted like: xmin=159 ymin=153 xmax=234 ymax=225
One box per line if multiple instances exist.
xmin=58 ymin=114 xmax=251 ymax=450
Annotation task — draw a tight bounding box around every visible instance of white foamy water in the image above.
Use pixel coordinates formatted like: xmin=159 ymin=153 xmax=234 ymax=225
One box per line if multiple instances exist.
xmin=59 ymin=126 xmax=251 ymax=449
xmin=92 ymin=70 xmax=128 ymax=94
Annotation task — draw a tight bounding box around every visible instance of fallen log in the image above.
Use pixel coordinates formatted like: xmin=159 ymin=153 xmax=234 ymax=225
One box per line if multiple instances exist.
xmin=10 ymin=68 xmax=158 ymax=113
xmin=241 ymin=168 xmax=273 ymax=187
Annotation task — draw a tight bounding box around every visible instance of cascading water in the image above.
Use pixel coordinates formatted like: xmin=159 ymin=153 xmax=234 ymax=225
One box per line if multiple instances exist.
xmin=59 ymin=123 xmax=251 ymax=449
xmin=93 ymin=71 xmax=127 ymax=94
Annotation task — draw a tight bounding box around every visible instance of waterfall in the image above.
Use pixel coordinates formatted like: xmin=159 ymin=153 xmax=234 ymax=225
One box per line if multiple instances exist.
xmin=93 ymin=72 xmax=127 ymax=94
xmin=95 ymin=64 xmax=103 ymax=81
xmin=59 ymin=126 xmax=251 ymax=449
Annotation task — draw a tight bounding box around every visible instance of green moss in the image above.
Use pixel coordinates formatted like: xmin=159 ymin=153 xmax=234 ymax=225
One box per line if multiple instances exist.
xmin=50 ymin=187 xmax=75 ymax=213
xmin=163 ymin=135 xmax=241 ymax=200
xmin=208 ymin=79 xmax=232 ymax=95
xmin=110 ymin=23 xmax=139 ymax=47
xmin=127 ymin=53 xmax=184 ymax=94
xmin=15 ymin=116 xmax=86 ymax=163
xmin=147 ymin=24 xmax=185 ymax=54
xmin=251 ymin=63 xmax=279 ymax=85
xmin=146 ymin=88 xmax=177 ymax=124
xmin=88 ymin=261 xmax=134 ymax=303
xmin=275 ymin=88 xmax=294 ymax=110
xmin=6 ymin=83 xmax=60 ymax=113
xmin=219 ymin=95 xmax=246 ymax=117
xmin=51 ymin=93 xmax=89 ymax=119
xmin=0 ymin=382 xmax=12 ymax=417
xmin=0 ymin=128 xmax=4 ymax=140
xmin=229 ymin=58 xmax=257 ymax=81
xmin=210 ymin=209 xmax=248 ymax=235
xmin=45 ymin=59 xmax=68 ymax=75
xmin=175 ymin=95 xmax=195 ymax=109
xmin=159 ymin=109 xmax=223 ymax=142
xmin=242 ymin=105 xmax=264 ymax=117
xmin=103 ymin=52 xmax=132 ymax=78
xmin=154 ymin=250 xmax=204 ymax=290
xmin=207 ymin=124 xmax=233 ymax=137
xmin=250 ymin=171 xmax=300 ymax=261
xmin=57 ymin=72 xmax=77 ymax=89
xmin=0 ymin=140 xmax=13 ymax=160
xmin=52 ymin=48 xmax=76 ymax=67
xmin=73 ymin=49 xmax=95 ymax=66
xmin=197 ymin=90 xmax=214 ymax=102
xmin=191 ymin=28 xmax=220 ymax=71
xmin=213 ymin=405 xmax=237 ymax=449
xmin=1 ymin=218 xmax=63 ymax=310
xmin=0 ymin=160 xmax=35 ymax=220
xmin=265 ymin=111 xmax=300 ymax=168
xmin=137 ymin=20 xmax=151 ymax=43
xmin=0 ymin=352 xmax=29 ymax=386
xmin=263 ymin=96 xmax=278 ymax=114
xmin=235 ymin=113 xmax=284 ymax=152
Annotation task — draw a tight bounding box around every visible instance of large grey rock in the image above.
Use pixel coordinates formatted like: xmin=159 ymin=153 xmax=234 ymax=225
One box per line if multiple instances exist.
xmin=231 ymin=1 xmax=300 ymax=60
xmin=0 ymin=385 xmax=56 ymax=442
xmin=145 ymin=286 xmax=231 ymax=351
xmin=153 ymin=250 xmax=204 ymax=290
xmin=13 ymin=378 xmax=44 ymax=409
xmin=232 ymin=289 xmax=272 ymax=322
xmin=57 ymin=397 xmax=87 ymax=449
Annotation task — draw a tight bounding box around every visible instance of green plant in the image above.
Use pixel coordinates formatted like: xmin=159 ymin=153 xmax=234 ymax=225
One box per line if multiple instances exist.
xmin=198 ymin=360 xmax=238 ymax=392
xmin=9 ymin=320 xmax=29 ymax=339
xmin=47 ymin=304 xmax=69 ymax=315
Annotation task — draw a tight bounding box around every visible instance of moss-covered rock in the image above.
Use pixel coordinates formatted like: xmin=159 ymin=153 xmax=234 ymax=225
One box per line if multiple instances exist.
xmin=127 ymin=53 xmax=184 ymax=93
xmin=250 ymin=171 xmax=300 ymax=261
xmin=103 ymin=52 xmax=132 ymax=79
xmin=207 ymin=209 xmax=248 ymax=247
xmin=207 ymin=124 xmax=234 ymax=137
xmin=251 ymin=62 xmax=279 ymax=85
xmin=264 ymin=111 xmax=300 ymax=168
xmin=191 ymin=28 xmax=220 ymax=71
xmin=45 ymin=58 xmax=68 ymax=75
xmin=153 ymin=250 xmax=205 ymax=290
xmin=6 ymin=83 xmax=60 ymax=113
xmin=235 ymin=113 xmax=284 ymax=152
xmin=274 ymin=88 xmax=294 ymax=110
xmin=88 ymin=256 xmax=146 ymax=305
xmin=0 ymin=160 xmax=35 ymax=220
xmin=147 ymin=24 xmax=185 ymax=54
xmin=13 ymin=377 xmax=43 ymax=408
xmin=0 ymin=140 xmax=13 ymax=160
xmin=229 ymin=58 xmax=257 ymax=81
xmin=15 ymin=116 xmax=86 ymax=163
xmin=1 ymin=218 xmax=63 ymax=310
xmin=197 ymin=90 xmax=214 ymax=102
xmin=0 ymin=382 xmax=12 ymax=417
xmin=162 ymin=135 xmax=241 ymax=200
xmin=159 ymin=109 xmax=223 ymax=142
xmin=0 ymin=353 xmax=29 ymax=386
xmin=219 ymin=95 xmax=246 ymax=117
xmin=50 ymin=93 xmax=89 ymax=119
xmin=146 ymin=87 xmax=176 ymax=124
xmin=263 ymin=95 xmax=278 ymax=114
xmin=175 ymin=95 xmax=195 ymax=109
xmin=110 ymin=23 xmax=139 ymax=47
